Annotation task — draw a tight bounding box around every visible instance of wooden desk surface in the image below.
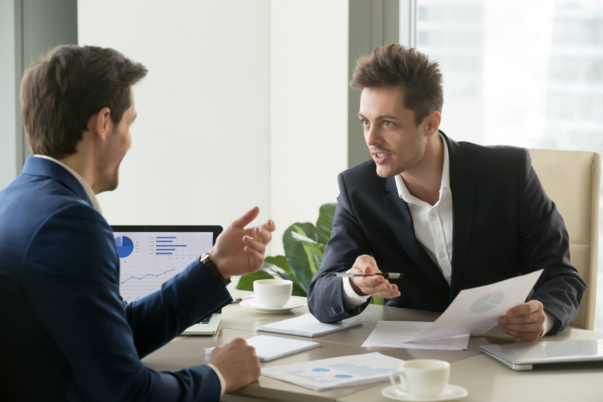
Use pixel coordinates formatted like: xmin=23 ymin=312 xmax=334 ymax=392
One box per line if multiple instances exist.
xmin=142 ymin=292 xmax=603 ymax=401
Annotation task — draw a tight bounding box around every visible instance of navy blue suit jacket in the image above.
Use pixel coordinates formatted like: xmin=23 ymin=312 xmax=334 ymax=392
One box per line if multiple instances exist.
xmin=308 ymin=133 xmax=586 ymax=335
xmin=0 ymin=157 xmax=232 ymax=401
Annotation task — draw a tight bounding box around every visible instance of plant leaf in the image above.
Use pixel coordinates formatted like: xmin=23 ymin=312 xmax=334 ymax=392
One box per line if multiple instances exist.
xmin=370 ymin=297 xmax=384 ymax=305
xmin=291 ymin=231 xmax=319 ymax=244
xmin=263 ymin=256 xmax=307 ymax=297
xmin=316 ymin=203 xmax=337 ymax=245
xmin=283 ymin=222 xmax=320 ymax=293
xmin=236 ymin=270 xmax=274 ymax=291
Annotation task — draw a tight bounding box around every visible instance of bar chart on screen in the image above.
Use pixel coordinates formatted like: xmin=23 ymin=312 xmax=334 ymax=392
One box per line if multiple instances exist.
xmin=114 ymin=232 xmax=213 ymax=303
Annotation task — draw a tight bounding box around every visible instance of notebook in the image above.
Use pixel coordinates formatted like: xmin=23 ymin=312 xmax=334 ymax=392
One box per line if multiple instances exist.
xmin=257 ymin=313 xmax=363 ymax=337
xmin=206 ymin=335 xmax=320 ymax=362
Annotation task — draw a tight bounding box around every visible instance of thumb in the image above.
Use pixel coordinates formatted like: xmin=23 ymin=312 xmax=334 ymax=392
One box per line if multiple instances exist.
xmin=231 ymin=207 xmax=260 ymax=229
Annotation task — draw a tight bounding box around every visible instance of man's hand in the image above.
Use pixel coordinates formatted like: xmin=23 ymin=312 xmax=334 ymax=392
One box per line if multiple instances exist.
xmin=209 ymin=207 xmax=276 ymax=278
xmin=209 ymin=338 xmax=261 ymax=393
xmin=497 ymin=300 xmax=546 ymax=342
xmin=348 ymin=255 xmax=401 ymax=299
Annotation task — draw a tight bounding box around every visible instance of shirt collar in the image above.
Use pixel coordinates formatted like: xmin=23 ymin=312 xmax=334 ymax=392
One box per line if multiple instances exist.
xmin=395 ymin=133 xmax=450 ymax=207
xmin=33 ymin=155 xmax=103 ymax=214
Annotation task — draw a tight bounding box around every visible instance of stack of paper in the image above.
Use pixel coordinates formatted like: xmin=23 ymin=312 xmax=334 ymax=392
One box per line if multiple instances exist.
xmin=261 ymin=352 xmax=403 ymax=391
xmin=362 ymin=321 xmax=470 ymax=350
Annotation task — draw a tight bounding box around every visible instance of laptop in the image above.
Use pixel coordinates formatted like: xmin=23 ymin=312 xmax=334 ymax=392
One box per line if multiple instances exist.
xmin=480 ymin=339 xmax=603 ymax=370
xmin=112 ymin=225 xmax=223 ymax=335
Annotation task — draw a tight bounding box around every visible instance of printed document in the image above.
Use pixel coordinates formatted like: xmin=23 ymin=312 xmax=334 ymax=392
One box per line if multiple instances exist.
xmin=362 ymin=321 xmax=470 ymax=350
xmin=261 ymin=352 xmax=403 ymax=391
xmin=361 ymin=270 xmax=543 ymax=347
xmin=411 ymin=269 xmax=543 ymax=341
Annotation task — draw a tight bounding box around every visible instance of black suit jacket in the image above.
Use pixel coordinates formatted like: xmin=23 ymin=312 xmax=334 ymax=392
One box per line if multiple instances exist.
xmin=307 ymin=133 xmax=586 ymax=335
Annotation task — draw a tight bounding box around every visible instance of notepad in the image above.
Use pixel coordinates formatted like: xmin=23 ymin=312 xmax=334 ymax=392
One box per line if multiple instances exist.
xmin=257 ymin=313 xmax=363 ymax=337
xmin=206 ymin=335 xmax=320 ymax=362
xmin=248 ymin=335 xmax=320 ymax=362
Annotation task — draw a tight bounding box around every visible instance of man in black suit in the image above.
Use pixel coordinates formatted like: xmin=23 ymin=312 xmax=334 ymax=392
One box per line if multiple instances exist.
xmin=307 ymin=45 xmax=585 ymax=342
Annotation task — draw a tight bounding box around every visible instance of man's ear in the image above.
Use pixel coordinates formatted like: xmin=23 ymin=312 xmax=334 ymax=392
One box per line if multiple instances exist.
xmin=87 ymin=107 xmax=112 ymax=141
xmin=424 ymin=111 xmax=441 ymax=137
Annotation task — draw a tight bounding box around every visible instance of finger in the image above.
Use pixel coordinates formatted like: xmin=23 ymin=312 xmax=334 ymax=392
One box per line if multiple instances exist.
xmin=369 ymin=289 xmax=401 ymax=299
xmin=499 ymin=326 xmax=540 ymax=342
xmin=354 ymin=255 xmax=378 ymax=270
xmin=244 ymin=246 xmax=264 ymax=271
xmin=261 ymin=219 xmax=276 ymax=232
xmin=243 ymin=235 xmax=266 ymax=254
xmin=361 ymin=280 xmax=395 ymax=294
xmin=231 ymin=207 xmax=260 ymax=229
xmin=355 ymin=276 xmax=387 ymax=288
xmin=254 ymin=226 xmax=273 ymax=245
xmin=498 ymin=311 xmax=544 ymax=325
xmin=351 ymin=260 xmax=377 ymax=274
xmin=508 ymin=300 xmax=542 ymax=317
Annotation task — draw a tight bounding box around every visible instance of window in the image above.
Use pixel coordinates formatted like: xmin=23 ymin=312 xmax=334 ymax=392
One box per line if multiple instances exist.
xmin=414 ymin=0 xmax=603 ymax=329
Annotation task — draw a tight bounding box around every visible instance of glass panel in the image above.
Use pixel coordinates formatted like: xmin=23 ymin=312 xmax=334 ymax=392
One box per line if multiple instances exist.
xmin=414 ymin=0 xmax=603 ymax=330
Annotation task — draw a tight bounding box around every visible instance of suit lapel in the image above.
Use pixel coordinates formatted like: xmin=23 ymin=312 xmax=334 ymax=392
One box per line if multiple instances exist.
xmin=383 ymin=178 xmax=450 ymax=294
xmin=444 ymin=134 xmax=475 ymax=298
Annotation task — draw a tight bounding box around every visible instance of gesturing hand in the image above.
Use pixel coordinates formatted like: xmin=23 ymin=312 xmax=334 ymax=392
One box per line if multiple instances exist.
xmin=209 ymin=206 xmax=276 ymax=278
xmin=497 ymin=300 xmax=546 ymax=342
xmin=348 ymin=255 xmax=400 ymax=299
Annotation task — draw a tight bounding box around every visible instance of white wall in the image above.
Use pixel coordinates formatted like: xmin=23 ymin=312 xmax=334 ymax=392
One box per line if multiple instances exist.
xmin=270 ymin=0 xmax=349 ymax=255
xmin=78 ymin=0 xmax=349 ymax=259
xmin=0 ymin=1 xmax=17 ymax=191
xmin=78 ymin=1 xmax=271 ymax=238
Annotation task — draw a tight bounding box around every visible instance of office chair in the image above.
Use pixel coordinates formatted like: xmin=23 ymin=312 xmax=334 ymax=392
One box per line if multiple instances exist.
xmin=529 ymin=149 xmax=601 ymax=330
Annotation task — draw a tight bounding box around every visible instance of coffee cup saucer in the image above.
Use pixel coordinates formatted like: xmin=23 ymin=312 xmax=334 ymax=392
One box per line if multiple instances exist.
xmin=381 ymin=384 xmax=468 ymax=401
xmin=240 ymin=296 xmax=306 ymax=313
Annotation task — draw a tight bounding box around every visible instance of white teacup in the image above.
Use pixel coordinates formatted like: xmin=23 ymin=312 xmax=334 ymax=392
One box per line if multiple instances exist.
xmin=389 ymin=359 xmax=450 ymax=399
xmin=253 ymin=279 xmax=292 ymax=308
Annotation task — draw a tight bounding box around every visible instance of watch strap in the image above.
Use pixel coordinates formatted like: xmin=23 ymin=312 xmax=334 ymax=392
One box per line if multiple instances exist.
xmin=200 ymin=253 xmax=231 ymax=287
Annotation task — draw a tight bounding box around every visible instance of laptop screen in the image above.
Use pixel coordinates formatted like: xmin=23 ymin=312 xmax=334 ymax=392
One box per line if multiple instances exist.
xmin=111 ymin=226 xmax=222 ymax=303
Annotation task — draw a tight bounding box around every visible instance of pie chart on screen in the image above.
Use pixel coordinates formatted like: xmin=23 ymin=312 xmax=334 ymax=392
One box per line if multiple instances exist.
xmin=115 ymin=236 xmax=134 ymax=258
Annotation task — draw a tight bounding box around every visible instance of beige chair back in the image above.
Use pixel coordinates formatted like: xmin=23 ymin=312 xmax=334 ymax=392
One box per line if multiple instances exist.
xmin=529 ymin=149 xmax=600 ymax=330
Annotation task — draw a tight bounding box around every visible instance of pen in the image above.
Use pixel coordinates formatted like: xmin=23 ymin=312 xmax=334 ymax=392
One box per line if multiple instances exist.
xmin=231 ymin=295 xmax=254 ymax=304
xmin=331 ymin=272 xmax=404 ymax=279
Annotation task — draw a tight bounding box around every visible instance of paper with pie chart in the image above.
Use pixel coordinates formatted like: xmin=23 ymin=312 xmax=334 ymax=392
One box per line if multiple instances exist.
xmin=409 ymin=269 xmax=544 ymax=342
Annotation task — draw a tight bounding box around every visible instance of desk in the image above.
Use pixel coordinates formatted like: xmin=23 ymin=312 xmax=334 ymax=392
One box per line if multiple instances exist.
xmin=142 ymin=292 xmax=603 ymax=402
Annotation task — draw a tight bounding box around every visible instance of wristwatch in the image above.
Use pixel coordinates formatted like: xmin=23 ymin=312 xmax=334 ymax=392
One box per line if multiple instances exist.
xmin=200 ymin=253 xmax=231 ymax=287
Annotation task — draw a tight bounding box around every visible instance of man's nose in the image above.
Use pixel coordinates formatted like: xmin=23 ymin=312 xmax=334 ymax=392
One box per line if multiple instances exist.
xmin=365 ymin=125 xmax=381 ymax=146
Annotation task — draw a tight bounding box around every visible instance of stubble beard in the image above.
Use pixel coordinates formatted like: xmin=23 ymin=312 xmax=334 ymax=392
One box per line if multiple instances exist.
xmin=379 ymin=137 xmax=426 ymax=179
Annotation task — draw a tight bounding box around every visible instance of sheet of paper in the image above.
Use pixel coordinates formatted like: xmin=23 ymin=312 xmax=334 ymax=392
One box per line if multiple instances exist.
xmin=362 ymin=321 xmax=470 ymax=350
xmin=261 ymin=352 xmax=403 ymax=391
xmin=412 ymin=270 xmax=543 ymax=341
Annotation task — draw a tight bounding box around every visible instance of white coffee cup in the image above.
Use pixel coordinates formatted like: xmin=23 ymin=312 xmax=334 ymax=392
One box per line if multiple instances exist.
xmin=389 ymin=359 xmax=450 ymax=399
xmin=253 ymin=279 xmax=292 ymax=308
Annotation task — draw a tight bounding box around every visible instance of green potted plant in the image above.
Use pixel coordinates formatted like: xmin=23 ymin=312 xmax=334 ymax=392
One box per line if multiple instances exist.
xmin=236 ymin=203 xmax=383 ymax=305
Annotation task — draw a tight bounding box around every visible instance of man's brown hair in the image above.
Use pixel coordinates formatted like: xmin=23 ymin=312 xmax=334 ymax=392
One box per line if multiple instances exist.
xmin=21 ymin=45 xmax=148 ymax=159
xmin=350 ymin=44 xmax=443 ymax=126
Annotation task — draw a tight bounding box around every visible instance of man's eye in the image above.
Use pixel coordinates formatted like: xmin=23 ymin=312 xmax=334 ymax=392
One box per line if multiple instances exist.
xmin=384 ymin=121 xmax=394 ymax=127
xmin=360 ymin=120 xmax=369 ymax=127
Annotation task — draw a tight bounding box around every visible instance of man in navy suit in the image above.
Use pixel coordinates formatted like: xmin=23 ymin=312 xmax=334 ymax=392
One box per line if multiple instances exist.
xmin=0 ymin=45 xmax=275 ymax=401
xmin=308 ymin=45 xmax=585 ymax=342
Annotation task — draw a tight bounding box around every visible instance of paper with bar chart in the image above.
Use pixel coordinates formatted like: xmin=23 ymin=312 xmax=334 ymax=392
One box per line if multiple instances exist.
xmin=261 ymin=352 xmax=403 ymax=391
xmin=114 ymin=232 xmax=213 ymax=303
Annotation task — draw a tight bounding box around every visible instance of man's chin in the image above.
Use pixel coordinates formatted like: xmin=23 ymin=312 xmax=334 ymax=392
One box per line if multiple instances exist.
xmin=375 ymin=165 xmax=401 ymax=179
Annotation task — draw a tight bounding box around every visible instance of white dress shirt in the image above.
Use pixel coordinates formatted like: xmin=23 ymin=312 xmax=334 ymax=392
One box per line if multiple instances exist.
xmin=341 ymin=136 xmax=554 ymax=336
xmin=33 ymin=155 xmax=226 ymax=396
